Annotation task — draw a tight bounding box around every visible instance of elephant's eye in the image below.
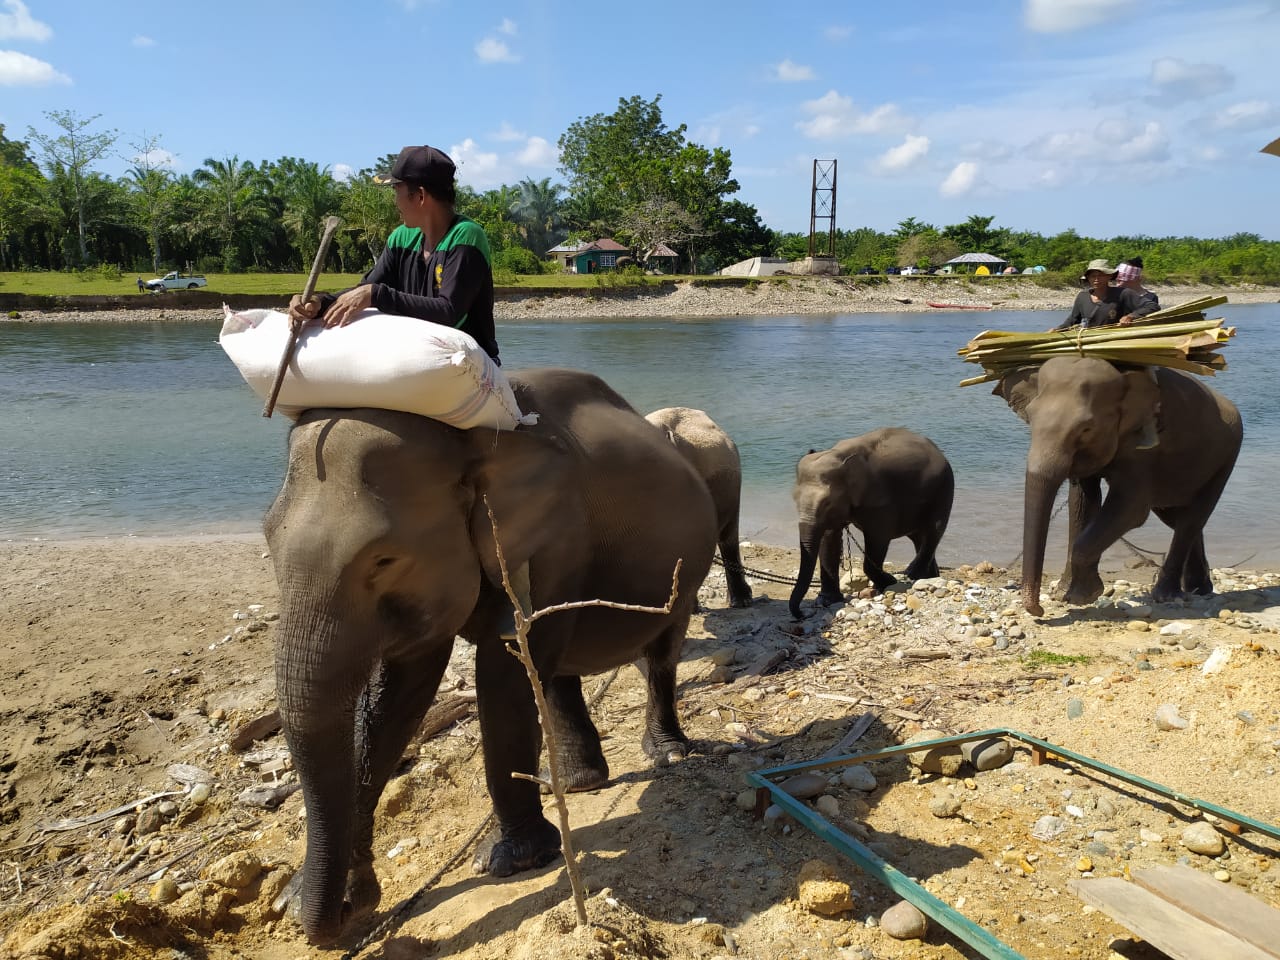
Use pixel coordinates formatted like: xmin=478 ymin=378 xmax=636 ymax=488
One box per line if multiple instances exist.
xmin=373 ymin=556 xmax=397 ymax=569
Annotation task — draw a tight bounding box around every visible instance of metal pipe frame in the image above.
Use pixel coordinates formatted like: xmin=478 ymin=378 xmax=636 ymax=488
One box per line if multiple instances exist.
xmin=746 ymin=727 xmax=1280 ymax=960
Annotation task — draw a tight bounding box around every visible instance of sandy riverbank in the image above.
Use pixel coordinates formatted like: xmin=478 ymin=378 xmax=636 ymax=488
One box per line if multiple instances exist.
xmin=9 ymin=276 xmax=1278 ymax=324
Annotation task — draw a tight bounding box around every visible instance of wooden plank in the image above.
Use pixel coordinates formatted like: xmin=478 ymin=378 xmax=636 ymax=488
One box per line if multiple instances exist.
xmin=1131 ymin=865 xmax=1280 ymax=960
xmin=1070 ymin=877 xmax=1275 ymax=960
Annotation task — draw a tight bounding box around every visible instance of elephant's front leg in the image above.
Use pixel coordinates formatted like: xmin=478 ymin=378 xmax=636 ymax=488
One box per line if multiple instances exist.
xmin=473 ymin=635 xmax=560 ymax=878
xmin=1064 ymin=488 xmax=1148 ymax=606
xmin=815 ymin=528 xmax=847 ymax=605
xmin=347 ymin=644 xmax=453 ymax=922
xmin=1055 ymin=478 xmax=1102 ymax=601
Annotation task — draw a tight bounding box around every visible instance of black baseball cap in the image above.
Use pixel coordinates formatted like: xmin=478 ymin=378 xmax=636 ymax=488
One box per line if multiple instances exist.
xmin=373 ymin=145 xmax=456 ymax=186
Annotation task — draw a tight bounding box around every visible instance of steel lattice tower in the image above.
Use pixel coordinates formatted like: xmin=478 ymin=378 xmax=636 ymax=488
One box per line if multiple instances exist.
xmin=808 ymin=159 xmax=837 ymax=259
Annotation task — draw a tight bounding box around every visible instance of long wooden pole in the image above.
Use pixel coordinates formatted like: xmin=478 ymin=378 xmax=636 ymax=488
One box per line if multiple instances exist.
xmin=262 ymin=215 xmax=342 ymax=418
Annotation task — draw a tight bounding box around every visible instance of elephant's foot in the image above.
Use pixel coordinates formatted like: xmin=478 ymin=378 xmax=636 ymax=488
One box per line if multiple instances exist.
xmin=641 ymin=730 xmax=690 ymax=766
xmin=1023 ymin=594 xmax=1044 ymax=617
xmin=728 ymin=588 xmax=754 ymax=609
xmin=815 ymin=590 xmax=847 ymax=608
xmin=1061 ymin=571 xmax=1104 ymax=606
xmin=473 ymin=818 xmax=561 ymax=878
xmin=868 ymin=572 xmax=897 ymax=593
xmin=539 ymin=757 xmax=610 ymax=794
xmin=905 ymin=558 xmax=939 ymax=581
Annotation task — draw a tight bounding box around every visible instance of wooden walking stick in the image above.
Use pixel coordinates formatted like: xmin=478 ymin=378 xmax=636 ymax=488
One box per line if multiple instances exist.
xmin=263 ymin=215 xmax=343 ymax=418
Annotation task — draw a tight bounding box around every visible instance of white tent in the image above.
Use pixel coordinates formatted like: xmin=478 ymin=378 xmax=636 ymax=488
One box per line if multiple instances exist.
xmin=945 ymin=252 xmax=1008 ymax=265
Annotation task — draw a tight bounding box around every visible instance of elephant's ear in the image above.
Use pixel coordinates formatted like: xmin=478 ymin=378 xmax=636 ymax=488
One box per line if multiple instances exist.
xmin=462 ymin=428 xmax=573 ymax=587
xmin=1118 ymin=368 xmax=1161 ymax=440
xmin=996 ymin=367 xmax=1039 ymax=423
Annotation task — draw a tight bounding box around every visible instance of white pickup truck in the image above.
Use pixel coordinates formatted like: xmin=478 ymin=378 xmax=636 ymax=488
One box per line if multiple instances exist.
xmin=146 ymin=271 xmax=208 ymax=291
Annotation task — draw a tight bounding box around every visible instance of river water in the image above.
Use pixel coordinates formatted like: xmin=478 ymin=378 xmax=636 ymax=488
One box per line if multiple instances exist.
xmin=2 ymin=304 xmax=1277 ymax=569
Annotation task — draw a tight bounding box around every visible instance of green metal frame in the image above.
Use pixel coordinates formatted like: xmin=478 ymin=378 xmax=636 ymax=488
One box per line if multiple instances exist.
xmin=746 ymin=727 xmax=1280 ymax=960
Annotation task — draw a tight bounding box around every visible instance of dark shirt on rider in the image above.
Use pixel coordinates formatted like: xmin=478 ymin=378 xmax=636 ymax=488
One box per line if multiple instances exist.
xmin=1052 ymin=286 xmax=1144 ymax=331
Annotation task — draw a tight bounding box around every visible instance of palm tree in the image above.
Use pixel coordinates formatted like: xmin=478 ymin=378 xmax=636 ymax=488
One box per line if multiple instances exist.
xmin=125 ymin=164 xmax=172 ymax=273
xmin=270 ymin=158 xmax=342 ymax=270
xmin=510 ymin=177 xmax=564 ymax=256
xmin=192 ymin=156 xmax=271 ymax=271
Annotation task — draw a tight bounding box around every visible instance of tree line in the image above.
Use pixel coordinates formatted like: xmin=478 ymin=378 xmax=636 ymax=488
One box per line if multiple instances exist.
xmin=2 ymin=99 xmax=1278 ymax=283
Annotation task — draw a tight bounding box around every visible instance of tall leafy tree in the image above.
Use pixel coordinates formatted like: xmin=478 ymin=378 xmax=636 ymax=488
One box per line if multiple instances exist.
xmin=124 ymin=134 xmax=173 ymax=273
xmin=26 ymin=110 xmax=118 ymax=265
xmin=192 ymin=155 xmax=271 ymax=271
xmin=340 ymin=170 xmax=398 ymax=268
xmin=267 ymin=157 xmax=343 ymax=271
xmin=558 ymin=95 xmax=741 ymax=272
xmin=700 ymin=199 xmax=775 ymax=271
xmin=510 ymin=176 xmax=564 ymax=256
xmin=943 ymin=214 xmax=1001 ymax=253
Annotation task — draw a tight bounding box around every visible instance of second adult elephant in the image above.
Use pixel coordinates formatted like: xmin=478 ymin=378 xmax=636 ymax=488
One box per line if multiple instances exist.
xmin=789 ymin=428 xmax=954 ymax=619
xmin=997 ymin=355 xmax=1242 ymax=616
xmin=645 ymin=406 xmax=752 ymax=608
xmin=266 ymin=369 xmax=717 ymax=944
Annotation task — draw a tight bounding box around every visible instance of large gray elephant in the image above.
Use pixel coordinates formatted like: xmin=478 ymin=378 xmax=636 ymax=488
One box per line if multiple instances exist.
xmin=997 ymin=355 xmax=1242 ymax=616
xmin=264 ymin=368 xmax=717 ymax=945
xmin=645 ymin=406 xmax=752 ymax=608
xmin=788 ymin=428 xmax=954 ymax=619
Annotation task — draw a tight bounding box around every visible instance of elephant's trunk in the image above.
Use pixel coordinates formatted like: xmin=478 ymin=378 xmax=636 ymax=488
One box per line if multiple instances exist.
xmin=1021 ymin=462 xmax=1066 ymax=617
xmin=275 ymin=607 xmax=362 ymax=945
xmin=788 ymin=522 xmax=821 ymax=619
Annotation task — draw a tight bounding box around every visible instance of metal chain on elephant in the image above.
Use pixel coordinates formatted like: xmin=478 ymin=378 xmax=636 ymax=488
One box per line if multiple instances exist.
xmin=340 ymin=812 xmax=495 ymax=960
xmin=711 ymin=526 xmax=864 ymax=588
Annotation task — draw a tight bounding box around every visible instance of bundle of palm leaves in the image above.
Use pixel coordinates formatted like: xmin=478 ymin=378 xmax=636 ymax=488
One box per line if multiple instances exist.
xmin=957 ymin=296 xmax=1235 ymax=387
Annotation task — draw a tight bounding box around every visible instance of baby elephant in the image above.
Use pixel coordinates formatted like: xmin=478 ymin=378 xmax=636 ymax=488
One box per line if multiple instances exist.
xmin=646 ymin=406 xmax=752 ymax=607
xmin=789 ymin=427 xmax=954 ymax=619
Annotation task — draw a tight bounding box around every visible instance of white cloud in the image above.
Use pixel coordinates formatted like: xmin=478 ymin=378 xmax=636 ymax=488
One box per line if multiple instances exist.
xmin=493 ymin=121 xmax=525 ymax=142
xmin=475 ymin=37 xmax=519 ymax=64
xmin=824 ymin=24 xmax=853 ymax=42
xmin=498 ymin=17 xmax=517 ymax=35
xmin=1023 ymin=0 xmax=1139 ymax=34
xmin=449 ymin=138 xmax=501 ymax=186
xmin=1024 ymin=129 xmax=1093 ymax=162
xmin=331 ymin=163 xmax=354 ymax=182
xmin=516 ymin=136 xmax=557 ymax=167
xmin=1109 ymin=120 xmax=1169 ymax=162
xmin=0 ymin=49 xmax=68 ymax=85
xmin=875 ymin=134 xmax=930 ymax=173
xmin=132 ymin=35 xmax=154 ymax=48
xmin=0 ymin=0 xmax=50 ymax=42
xmin=940 ymin=161 xmax=979 ymax=197
xmin=775 ymin=59 xmax=814 ymax=82
xmin=744 ymin=123 xmax=760 ymax=137
xmin=796 ymin=90 xmax=909 ymax=138
xmin=1193 ymin=145 xmax=1224 ymax=162
xmin=1206 ymin=99 xmax=1278 ymax=131
xmin=1148 ymin=57 xmax=1233 ymax=105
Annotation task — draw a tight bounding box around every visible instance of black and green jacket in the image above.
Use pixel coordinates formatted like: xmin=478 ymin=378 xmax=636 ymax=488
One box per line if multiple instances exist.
xmin=322 ymin=216 xmax=498 ymax=362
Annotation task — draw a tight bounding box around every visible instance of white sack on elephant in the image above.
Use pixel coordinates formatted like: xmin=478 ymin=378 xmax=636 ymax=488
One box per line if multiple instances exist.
xmin=218 ymin=306 xmax=535 ymax=430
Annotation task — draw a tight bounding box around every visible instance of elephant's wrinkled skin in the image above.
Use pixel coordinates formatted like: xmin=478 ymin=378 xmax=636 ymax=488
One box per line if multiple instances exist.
xmin=997 ymin=356 xmax=1242 ymax=616
xmin=645 ymin=406 xmax=752 ymax=608
xmin=264 ymin=368 xmax=717 ymax=945
xmin=788 ymin=428 xmax=954 ymax=619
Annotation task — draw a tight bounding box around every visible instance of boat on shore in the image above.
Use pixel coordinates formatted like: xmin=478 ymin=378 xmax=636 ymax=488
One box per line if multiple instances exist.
xmin=927 ymin=301 xmax=992 ymax=310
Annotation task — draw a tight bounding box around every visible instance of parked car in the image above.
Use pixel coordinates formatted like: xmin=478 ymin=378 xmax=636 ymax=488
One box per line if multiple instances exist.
xmin=146 ymin=271 xmax=207 ymax=291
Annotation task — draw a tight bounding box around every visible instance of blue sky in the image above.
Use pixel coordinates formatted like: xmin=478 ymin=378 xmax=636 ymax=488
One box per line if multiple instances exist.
xmin=3 ymin=0 xmax=1279 ymax=240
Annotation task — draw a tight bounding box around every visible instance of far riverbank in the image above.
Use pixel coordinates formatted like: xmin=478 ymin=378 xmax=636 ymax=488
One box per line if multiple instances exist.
xmin=7 ymin=276 xmax=1278 ymax=324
